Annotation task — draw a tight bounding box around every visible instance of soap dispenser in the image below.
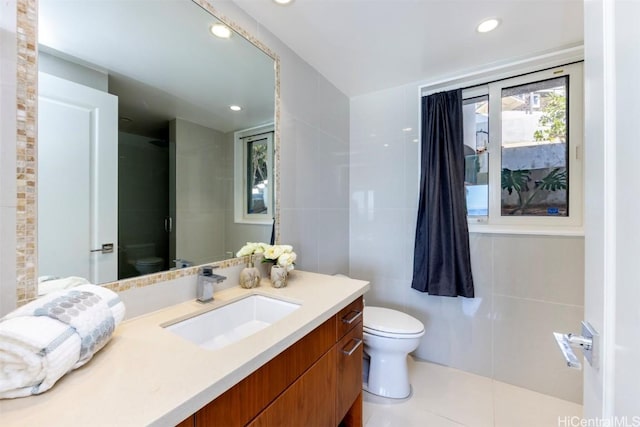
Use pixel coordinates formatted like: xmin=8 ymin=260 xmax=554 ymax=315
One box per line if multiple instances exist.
xmin=239 ymin=255 xmax=261 ymax=289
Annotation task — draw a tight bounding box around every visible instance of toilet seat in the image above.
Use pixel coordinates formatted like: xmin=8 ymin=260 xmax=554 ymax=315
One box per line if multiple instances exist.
xmin=363 ymin=306 xmax=424 ymax=338
xmin=135 ymin=257 xmax=163 ymax=266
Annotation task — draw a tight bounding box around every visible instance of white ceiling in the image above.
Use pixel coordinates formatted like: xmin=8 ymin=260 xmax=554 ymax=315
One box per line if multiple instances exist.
xmin=231 ymin=0 xmax=584 ymax=97
xmin=38 ymin=0 xmax=275 ymax=137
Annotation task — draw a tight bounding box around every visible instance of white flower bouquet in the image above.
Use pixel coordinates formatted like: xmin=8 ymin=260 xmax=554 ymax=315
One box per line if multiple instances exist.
xmin=235 ymin=242 xmax=268 ymax=258
xmin=236 ymin=242 xmax=297 ymax=272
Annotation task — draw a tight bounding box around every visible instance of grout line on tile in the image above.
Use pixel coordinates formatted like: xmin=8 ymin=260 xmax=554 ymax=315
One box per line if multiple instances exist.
xmin=492 ymin=292 xmax=584 ymax=308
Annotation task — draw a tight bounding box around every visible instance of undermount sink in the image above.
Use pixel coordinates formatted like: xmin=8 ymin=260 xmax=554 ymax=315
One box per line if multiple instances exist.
xmin=164 ymin=294 xmax=300 ymax=350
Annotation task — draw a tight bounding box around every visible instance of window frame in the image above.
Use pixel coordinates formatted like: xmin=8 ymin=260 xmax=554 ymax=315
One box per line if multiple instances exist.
xmin=423 ymin=61 xmax=584 ymax=236
xmin=233 ymin=123 xmax=274 ymax=225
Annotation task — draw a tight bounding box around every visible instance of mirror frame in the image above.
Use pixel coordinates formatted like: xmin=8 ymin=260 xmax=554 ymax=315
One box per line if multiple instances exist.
xmin=14 ymin=0 xmax=280 ymax=304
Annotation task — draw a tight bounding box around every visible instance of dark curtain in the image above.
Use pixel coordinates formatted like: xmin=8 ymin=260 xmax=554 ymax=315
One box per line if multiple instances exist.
xmin=411 ymin=89 xmax=474 ymax=298
xmin=270 ymin=218 xmax=275 ymax=245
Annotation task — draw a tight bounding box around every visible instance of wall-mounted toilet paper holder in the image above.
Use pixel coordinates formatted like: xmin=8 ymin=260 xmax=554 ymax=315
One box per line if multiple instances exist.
xmin=553 ymin=321 xmax=598 ymax=370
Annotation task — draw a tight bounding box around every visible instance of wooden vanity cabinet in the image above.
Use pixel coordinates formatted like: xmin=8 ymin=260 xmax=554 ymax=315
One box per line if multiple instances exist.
xmin=189 ymin=296 xmax=364 ymax=427
xmin=335 ymin=297 xmax=364 ymax=427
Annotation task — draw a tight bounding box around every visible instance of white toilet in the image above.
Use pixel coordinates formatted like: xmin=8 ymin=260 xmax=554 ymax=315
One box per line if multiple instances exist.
xmin=124 ymin=243 xmax=164 ymax=275
xmin=363 ymin=306 xmax=425 ymax=399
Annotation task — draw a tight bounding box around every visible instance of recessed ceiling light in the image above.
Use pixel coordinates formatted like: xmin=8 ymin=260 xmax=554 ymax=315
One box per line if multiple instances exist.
xmin=477 ymin=18 xmax=500 ymax=33
xmin=230 ymin=105 xmax=242 ymax=111
xmin=210 ymin=23 xmax=232 ymax=39
xmin=273 ymin=0 xmax=293 ymax=4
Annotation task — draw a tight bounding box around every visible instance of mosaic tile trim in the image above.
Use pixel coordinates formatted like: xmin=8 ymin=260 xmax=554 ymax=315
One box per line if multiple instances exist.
xmin=274 ymin=57 xmax=281 ymax=245
xmin=16 ymin=0 xmax=37 ymax=305
xmin=102 ymin=257 xmax=248 ymax=293
xmin=17 ymin=0 xmax=281 ymax=303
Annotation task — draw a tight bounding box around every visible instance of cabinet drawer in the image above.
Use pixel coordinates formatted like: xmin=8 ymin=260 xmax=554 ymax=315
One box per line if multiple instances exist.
xmin=336 ymin=296 xmax=363 ymax=339
xmin=336 ymin=320 xmax=363 ymax=423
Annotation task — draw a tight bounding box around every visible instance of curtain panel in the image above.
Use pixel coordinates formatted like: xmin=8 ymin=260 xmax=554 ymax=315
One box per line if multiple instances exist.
xmin=411 ymin=89 xmax=474 ymax=298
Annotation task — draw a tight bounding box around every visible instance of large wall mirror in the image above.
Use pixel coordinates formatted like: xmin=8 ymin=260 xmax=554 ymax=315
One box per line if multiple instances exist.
xmin=35 ymin=0 xmax=279 ymax=291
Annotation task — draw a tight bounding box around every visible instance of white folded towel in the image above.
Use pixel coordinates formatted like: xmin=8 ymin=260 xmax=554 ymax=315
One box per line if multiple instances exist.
xmin=38 ymin=276 xmax=90 ymax=296
xmin=0 ymin=284 xmax=125 ymax=398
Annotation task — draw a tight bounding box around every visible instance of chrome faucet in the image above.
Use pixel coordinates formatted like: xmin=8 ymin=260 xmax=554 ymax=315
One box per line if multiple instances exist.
xmin=196 ymin=266 xmax=226 ymax=303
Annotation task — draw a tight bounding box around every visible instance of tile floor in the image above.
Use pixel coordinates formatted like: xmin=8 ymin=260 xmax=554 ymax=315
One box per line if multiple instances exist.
xmin=363 ymin=357 xmax=583 ymax=427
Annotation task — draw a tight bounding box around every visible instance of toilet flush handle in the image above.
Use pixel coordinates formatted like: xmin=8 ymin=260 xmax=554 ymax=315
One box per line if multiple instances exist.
xmin=342 ymin=310 xmax=362 ymax=325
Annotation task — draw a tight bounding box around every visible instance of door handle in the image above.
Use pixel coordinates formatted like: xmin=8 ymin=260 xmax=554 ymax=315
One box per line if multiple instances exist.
xmin=90 ymin=243 xmax=114 ymax=254
xmin=553 ymin=321 xmax=598 ymax=370
xmin=164 ymin=217 xmax=173 ymax=233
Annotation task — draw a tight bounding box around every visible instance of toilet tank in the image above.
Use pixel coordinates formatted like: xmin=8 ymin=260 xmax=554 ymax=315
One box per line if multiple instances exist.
xmin=124 ymin=243 xmax=156 ymax=261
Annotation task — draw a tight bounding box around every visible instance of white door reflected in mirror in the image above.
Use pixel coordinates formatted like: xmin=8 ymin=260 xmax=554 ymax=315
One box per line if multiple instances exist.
xmin=38 ymin=72 xmax=118 ymax=284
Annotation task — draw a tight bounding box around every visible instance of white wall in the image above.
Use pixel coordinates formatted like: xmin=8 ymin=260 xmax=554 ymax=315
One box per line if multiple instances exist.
xmin=38 ymin=51 xmax=108 ymax=92
xmin=350 ymin=83 xmax=584 ymax=403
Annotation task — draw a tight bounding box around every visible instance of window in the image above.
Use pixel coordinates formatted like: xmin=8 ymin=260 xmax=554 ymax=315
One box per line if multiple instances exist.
xmin=234 ymin=124 xmax=274 ymax=224
xmin=463 ymin=95 xmax=489 ymax=217
xmin=460 ymin=63 xmax=583 ymax=232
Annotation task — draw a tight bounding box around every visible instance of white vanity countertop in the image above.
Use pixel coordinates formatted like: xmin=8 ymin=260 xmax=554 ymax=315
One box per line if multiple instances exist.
xmin=0 ymin=271 xmax=369 ymax=427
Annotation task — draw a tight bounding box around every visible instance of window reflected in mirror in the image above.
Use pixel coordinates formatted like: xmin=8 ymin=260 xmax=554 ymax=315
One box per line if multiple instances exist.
xmin=235 ymin=124 xmax=274 ymax=224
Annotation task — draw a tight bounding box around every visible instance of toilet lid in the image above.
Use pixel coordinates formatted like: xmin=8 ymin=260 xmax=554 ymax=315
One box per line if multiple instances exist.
xmin=136 ymin=257 xmax=163 ymax=266
xmin=364 ymin=306 xmax=424 ymax=336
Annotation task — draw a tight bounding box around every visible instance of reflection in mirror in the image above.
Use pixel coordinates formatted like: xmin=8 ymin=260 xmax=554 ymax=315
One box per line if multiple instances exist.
xmin=247 ymin=136 xmax=271 ymax=215
xmin=37 ymin=0 xmax=276 ymax=290
xmin=234 ymin=124 xmax=275 ymax=226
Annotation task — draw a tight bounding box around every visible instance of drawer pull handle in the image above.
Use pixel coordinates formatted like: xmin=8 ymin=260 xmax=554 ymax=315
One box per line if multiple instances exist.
xmin=341 ymin=310 xmax=362 ymax=325
xmin=341 ymin=338 xmax=363 ymax=356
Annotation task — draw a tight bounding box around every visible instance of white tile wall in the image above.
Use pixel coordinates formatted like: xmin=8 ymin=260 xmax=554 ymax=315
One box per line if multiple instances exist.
xmin=350 ymin=83 xmax=585 ymax=403
xmin=493 ymin=294 xmax=583 ymax=402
